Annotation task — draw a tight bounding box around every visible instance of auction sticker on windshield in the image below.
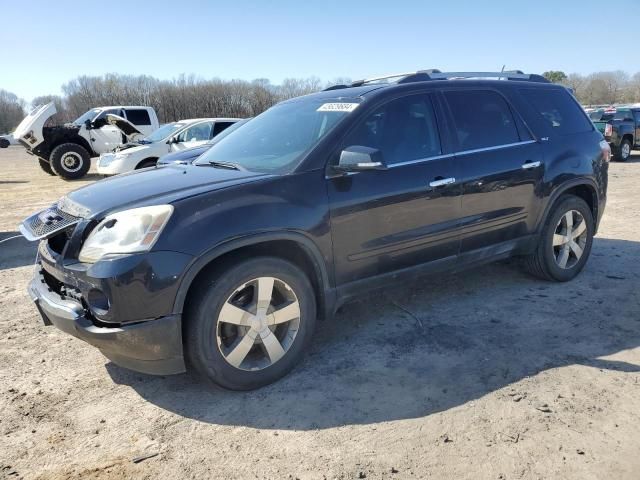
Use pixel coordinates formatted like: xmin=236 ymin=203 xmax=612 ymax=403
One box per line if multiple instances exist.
xmin=317 ymin=103 xmax=359 ymax=112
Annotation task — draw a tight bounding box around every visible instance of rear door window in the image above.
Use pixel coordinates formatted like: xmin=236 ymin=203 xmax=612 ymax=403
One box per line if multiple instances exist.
xmin=519 ymin=88 xmax=592 ymax=135
xmin=125 ymin=109 xmax=152 ymax=126
xmin=444 ymin=90 xmax=520 ymax=151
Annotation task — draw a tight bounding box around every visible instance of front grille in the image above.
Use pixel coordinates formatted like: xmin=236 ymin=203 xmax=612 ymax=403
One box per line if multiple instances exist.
xmin=21 ymin=205 xmax=80 ymax=241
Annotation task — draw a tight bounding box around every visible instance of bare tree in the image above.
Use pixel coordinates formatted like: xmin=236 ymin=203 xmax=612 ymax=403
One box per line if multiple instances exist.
xmin=0 ymin=90 xmax=25 ymax=134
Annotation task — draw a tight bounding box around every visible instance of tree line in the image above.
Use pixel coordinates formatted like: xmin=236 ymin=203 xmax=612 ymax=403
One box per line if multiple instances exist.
xmin=2 ymin=70 xmax=640 ymax=134
xmin=0 ymin=74 xmax=349 ymax=132
xmin=40 ymin=74 xmax=354 ymax=128
xmin=543 ymin=70 xmax=640 ymax=106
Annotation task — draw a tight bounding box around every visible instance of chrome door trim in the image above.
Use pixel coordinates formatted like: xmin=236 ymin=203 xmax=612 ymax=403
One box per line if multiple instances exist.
xmin=454 ymin=140 xmax=537 ymax=157
xmin=388 ymin=153 xmax=455 ymax=169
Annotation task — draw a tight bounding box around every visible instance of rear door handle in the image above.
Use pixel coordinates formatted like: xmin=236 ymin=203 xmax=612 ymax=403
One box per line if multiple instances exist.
xmin=429 ymin=177 xmax=456 ymax=188
xmin=521 ymin=161 xmax=541 ymax=169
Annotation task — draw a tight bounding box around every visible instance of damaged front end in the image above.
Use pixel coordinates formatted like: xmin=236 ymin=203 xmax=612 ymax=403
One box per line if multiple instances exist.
xmin=20 ymin=198 xmax=188 ymax=375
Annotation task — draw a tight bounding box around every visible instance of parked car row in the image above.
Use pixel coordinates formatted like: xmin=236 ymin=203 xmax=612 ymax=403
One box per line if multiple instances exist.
xmin=97 ymin=118 xmax=240 ymax=175
xmin=13 ymin=104 xmax=160 ymax=178
xmin=12 ymin=102 xmax=243 ymax=179
xmin=20 ymin=70 xmax=609 ymax=390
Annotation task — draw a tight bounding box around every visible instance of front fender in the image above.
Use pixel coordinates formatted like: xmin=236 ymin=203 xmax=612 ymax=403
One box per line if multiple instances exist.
xmin=172 ymin=230 xmax=334 ymax=316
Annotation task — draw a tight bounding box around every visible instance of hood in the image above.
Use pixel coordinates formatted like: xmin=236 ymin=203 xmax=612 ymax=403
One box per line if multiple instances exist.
xmin=157 ymin=144 xmax=211 ymax=165
xmin=13 ymin=102 xmax=56 ymax=148
xmin=105 ymin=114 xmax=142 ymax=137
xmin=62 ymin=164 xmax=272 ymax=218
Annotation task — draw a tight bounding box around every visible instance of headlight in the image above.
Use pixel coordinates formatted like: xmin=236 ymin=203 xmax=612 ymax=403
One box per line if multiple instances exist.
xmin=78 ymin=205 xmax=173 ymax=263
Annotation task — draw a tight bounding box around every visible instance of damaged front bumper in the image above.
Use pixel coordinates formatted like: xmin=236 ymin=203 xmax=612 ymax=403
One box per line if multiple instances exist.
xmin=28 ymin=264 xmax=186 ymax=376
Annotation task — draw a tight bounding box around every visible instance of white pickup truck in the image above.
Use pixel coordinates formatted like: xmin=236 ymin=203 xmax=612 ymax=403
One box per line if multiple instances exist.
xmin=13 ymin=104 xmax=159 ymax=179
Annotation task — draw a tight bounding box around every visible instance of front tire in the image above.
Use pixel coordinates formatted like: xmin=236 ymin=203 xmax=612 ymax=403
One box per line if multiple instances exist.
xmin=49 ymin=143 xmax=91 ymax=179
xmin=38 ymin=158 xmax=56 ymax=176
xmin=184 ymin=257 xmax=317 ymax=390
xmin=523 ymin=195 xmax=594 ymax=282
xmin=615 ymin=138 xmax=632 ymax=162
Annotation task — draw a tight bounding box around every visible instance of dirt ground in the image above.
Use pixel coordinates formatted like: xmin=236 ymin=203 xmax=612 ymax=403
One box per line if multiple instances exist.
xmin=0 ymin=146 xmax=639 ymax=480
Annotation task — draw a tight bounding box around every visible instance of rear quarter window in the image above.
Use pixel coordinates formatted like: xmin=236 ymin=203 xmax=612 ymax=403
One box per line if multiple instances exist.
xmin=519 ymin=88 xmax=592 ymax=135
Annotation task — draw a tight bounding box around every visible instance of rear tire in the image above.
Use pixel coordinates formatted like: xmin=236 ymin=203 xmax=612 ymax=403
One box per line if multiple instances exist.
xmin=615 ymin=138 xmax=632 ymax=162
xmin=38 ymin=158 xmax=56 ymax=176
xmin=50 ymin=143 xmax=91 ymax=179
xmin=184 ymin=257 xmax=317 ymax=390
xmin=523 ymin=195 xmax=594 ymax=282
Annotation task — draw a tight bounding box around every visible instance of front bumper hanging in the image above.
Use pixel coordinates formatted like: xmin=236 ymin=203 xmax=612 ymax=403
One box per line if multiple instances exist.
xmin=29 ymin=267 xmax=186 ymax=375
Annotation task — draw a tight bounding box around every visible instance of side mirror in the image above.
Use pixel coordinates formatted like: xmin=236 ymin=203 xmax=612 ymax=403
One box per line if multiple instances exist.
xmin=334 ymin=146 xmax=387 ymax=172
xmin=84 ymin=119 xmax=92 ymax=130
xmin=166 ymin=137 xmax=178 ymax=144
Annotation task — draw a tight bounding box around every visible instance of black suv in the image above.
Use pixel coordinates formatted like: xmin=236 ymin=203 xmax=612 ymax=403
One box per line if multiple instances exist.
xmin=21 ymin=70 xmax=609 ymax=390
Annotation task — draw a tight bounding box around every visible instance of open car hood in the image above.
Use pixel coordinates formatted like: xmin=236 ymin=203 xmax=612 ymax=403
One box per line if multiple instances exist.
xmin=13 ymin=102 xmax=56 ymax=147
xmin=105 ymin=114 xmax=142 ymax=137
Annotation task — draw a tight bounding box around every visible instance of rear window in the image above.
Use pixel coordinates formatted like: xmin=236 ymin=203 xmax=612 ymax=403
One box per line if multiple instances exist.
xmin=519 ymin=88 xmax=592 ymax=135
xmin=125 ymin=109 xmax=152 ymax=126
xmin=613 ymin=109 xmax=633 ymax=121
xmin=444 ymin=90 xmax=520 ymax=151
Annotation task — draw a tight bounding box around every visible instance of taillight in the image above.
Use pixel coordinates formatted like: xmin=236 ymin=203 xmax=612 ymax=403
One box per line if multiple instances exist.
xmin=604 ymin=124 xmax=613 ymax=137
xmin=600 ymin=139 xmax=611 ymax=162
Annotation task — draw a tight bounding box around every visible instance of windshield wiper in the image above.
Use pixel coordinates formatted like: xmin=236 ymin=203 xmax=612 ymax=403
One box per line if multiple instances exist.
xmin=207 ymin=160 xmax=242 ymax=170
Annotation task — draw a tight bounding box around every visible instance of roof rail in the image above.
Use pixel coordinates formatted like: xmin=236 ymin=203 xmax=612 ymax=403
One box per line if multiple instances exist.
xmin=428 ymin=71 xmax=549 ymax=83
xmin=322 ymin=69 xmax=548 ymax=91
xmin=323 ymin=84 xmax=350 ymax=91
xmin=351 ymin=72 xmax=417 ymax=87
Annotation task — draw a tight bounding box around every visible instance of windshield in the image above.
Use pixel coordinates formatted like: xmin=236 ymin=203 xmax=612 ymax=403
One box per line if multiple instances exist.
xmin=195 ymin=99 xmax=360 ymax=172
xmin=73 ymin=108 xmax=101 ymax=126
xmin=143 ymin=122 xmax=184 ymax=143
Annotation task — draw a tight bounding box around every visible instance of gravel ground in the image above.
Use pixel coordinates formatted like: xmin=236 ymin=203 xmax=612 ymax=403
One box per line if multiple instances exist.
xmin=0 ymin=146 xmax=639 ymax=480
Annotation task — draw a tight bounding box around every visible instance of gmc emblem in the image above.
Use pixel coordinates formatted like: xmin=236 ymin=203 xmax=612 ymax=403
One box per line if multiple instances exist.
xmin=38 ymin=210 xmax=63 ymax=226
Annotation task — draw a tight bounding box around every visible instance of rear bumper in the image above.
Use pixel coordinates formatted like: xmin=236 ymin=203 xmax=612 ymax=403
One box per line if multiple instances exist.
xmin=28 ymin=269 xmax=185 ymax=375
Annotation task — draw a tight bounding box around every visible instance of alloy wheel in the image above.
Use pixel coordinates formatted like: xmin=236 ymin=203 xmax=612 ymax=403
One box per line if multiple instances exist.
xmin=216 ymin=277 xmax=301 ymax=371
xmin=552 ymin=209 xmax=588 ymax=269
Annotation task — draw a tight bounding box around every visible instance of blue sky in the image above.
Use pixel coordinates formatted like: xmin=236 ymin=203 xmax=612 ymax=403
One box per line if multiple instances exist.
xmin=1 ymin=0 xmax=637 ymax=102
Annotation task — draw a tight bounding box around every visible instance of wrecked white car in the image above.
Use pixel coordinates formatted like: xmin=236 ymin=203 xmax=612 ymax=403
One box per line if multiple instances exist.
xmin=13 ymin=104 xmax=159 ymax=179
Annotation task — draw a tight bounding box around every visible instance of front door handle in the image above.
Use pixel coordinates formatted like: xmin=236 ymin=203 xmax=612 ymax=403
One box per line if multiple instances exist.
xmin=429 ymin=177 xmax=456 ymax=188
xmin=521 ymin=161 xmax=541 ymax=169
